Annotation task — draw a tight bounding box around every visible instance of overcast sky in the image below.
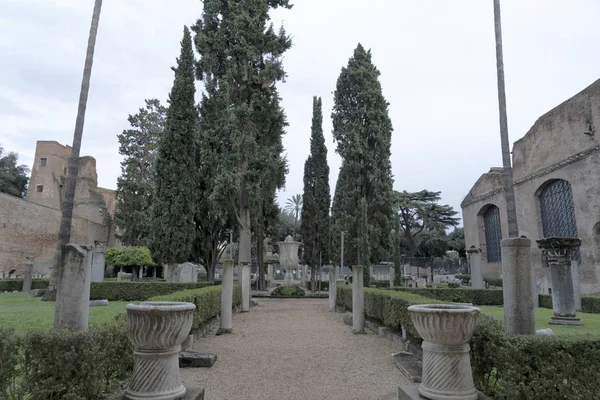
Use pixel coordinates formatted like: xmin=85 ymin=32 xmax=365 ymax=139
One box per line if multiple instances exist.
xmin=2 ymin=0 xmax=600 ymax=226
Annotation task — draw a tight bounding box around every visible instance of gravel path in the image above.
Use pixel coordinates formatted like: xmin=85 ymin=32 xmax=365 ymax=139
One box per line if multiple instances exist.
xmin=181 ymin=298 xmax=410 ymax=400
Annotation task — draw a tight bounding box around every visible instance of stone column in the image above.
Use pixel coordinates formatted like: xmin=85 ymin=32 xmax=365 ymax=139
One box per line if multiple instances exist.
xmin=267 ymin=264 xmax=273 ymax=287
xmin=536 ymin=237 xmax=583 ymax=325
xmin=152 ymin=266 xmax=157 ymax=279
xmin=352 ymin=265 xmax=365 ymax=334
xmin=467 ymin=246 xmax=484 ymax=289
xmin=389 ymin=266 xmax=395 ymax=288
xmin=301 ymin=265 xmax=308 ymax=288
xmin=571 ymin=260 xmax=582 ymax=312
xmin=501 ymin=238 xmax=535 ymax=334
xmin=54 ymin=244 xmax=92 ymax=331
xmin=241 ymin=262 xmax=250 ymax=312
xmin=22 ymin=256 xmax=34 ymax=292
xmin=125 ymin=301 xmax=195 ymax=400
xmin=90 ymin=242 xmax=105 ymax=282
xmin=218 ymin=259 xmax=234 ymax=334
xmin=329 ymin=267 xmax=336 ymax=312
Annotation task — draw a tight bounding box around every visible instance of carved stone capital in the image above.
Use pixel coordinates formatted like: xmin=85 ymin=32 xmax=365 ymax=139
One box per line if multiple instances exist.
xmin=466 ymin=246 xmax=481 ymax=254
xmin=536 ymin=237 xmax=581 ymax=264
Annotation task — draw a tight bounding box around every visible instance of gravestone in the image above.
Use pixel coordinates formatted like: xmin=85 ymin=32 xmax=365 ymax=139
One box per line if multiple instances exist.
xmin=117 ymin=272 xmax=134 ymax=282
xmin=90 ymin=242 xmax=106 ymax=282
xmin=171 ymin=262 xmax=199 ymax=283
xmin=54 ymin=244 xmax=92 ymax=331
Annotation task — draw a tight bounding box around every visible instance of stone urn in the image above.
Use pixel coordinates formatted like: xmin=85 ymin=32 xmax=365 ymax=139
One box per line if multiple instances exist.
xmin=277 ymin=235 xmax=302 ymax=286
xmin=125 ymin=301 xmax=196 ymax=400
xmin=408 ymin=304 xmax=480 ymax=400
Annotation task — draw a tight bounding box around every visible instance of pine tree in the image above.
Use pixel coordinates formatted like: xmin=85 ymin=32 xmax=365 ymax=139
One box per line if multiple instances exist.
xmin=193 ymin=1 xmax=292 ymax=293
xmin=300 ymin=96 xmax=331 ymax=284
xmin=115 ymin=99 xmax=166 ymax=247
xmin=148 ymin=26 xmax=197 ymax=265
xmin=330 ymin=44 xmax=394 ymax=276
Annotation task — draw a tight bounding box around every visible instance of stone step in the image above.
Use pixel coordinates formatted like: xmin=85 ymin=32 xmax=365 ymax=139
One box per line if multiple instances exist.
xmin=179 ymin=350 xmax=218 ymax=368
xmin=392 ymin=351 xmax=422 ymax=383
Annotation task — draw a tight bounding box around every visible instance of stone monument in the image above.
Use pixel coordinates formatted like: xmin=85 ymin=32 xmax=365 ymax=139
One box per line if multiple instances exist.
xmin=218 ymin=259 xmax=234 ymax=335
xmin=124 ymin=301 xmax=195 ymax=400
xmin=278 ymin=235 xmax=301 ymax=286
xmin=467 ymin=246 xmax=484 ymax=290
xmin=54 ymin=244 xmax=92 ymax=331
xmin=403 ymin=304 xmax=480 ymax=400
xmin=91 ymin=241 xmax=106 ymax=282
xmin=22 ymin=256 xmax=34 ymax=292
xmin=536 ymin=237 xmax=583 ymax=325
xmin=351 ymin=265 xmax=365 ymax=334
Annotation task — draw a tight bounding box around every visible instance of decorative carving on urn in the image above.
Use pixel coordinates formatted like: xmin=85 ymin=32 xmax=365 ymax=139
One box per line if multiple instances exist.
xmin=125 ymin=301 xmax=196 ymax=400
xmin=408 ymin=304 xmax=480 ymax=400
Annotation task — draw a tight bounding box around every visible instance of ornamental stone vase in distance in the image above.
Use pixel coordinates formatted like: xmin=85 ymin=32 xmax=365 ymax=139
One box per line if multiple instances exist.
xmin=125 ymin=301 xmax=196 ymax=400
xmin=408 ymin=304 xmax=480 ymax=400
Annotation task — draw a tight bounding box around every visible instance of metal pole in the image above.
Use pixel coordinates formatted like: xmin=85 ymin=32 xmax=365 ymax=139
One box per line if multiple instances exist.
xmin=493 ymin=0 xmax=519 ymax=238
xmin=341 ymin=231 xmax=345 ymax=279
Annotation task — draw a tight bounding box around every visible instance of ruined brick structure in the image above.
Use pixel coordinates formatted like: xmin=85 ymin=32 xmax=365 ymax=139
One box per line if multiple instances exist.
xmin=0 ymin=141 xmax=116 ymax=278
xmin=462 ymin=79 xmax=600 ymax=295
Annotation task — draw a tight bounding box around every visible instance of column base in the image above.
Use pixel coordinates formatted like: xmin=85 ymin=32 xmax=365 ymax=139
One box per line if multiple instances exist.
xmin=216 ymin=328 xmax=232 ymax=335
xmin=398 ymin=384 xmax=489 ymax=400
xmin=351 ymin=328 xmax=365 ymax=335
xmin=549 ymin=315 xmax=583 ymax=326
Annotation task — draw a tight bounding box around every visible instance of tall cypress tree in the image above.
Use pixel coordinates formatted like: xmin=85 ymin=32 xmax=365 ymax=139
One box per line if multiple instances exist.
xmin=330 ymin=44 xmax=394 ymax=279
xmin=193 ymin=1 xmax=292 ymax=294
xmin=300 ymin=96 xmax=331 ymax=283
xmin=148 ymin=26 xmax=197 ymax=265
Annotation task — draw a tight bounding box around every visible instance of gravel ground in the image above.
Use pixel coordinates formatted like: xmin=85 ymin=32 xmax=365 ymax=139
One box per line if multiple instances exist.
xmin=181 ymin=298 xmax=410 ymax=400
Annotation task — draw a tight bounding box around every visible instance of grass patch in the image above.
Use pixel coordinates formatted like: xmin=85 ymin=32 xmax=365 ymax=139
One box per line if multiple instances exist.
xmin=0 ymin=292 xmax=129 ymax=335
xmin=479 ymin=306 xmax=600 ymax=336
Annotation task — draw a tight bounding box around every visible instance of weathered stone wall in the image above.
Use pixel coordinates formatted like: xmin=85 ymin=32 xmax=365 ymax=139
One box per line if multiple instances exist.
xmin=462 ymin=78 xmax=600 ymax=295
xmin=0 ymin=192 xmax=110 ymax=278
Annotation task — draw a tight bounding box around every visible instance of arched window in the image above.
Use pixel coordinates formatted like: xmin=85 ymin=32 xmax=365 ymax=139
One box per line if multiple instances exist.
xmin=483 ymin=205 xmax=502 ymax=262
xmin=539 ymin=179 xmax=580 ymax=262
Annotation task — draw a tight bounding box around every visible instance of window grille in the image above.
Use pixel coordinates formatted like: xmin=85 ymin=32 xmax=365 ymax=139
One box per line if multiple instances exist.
xmin=484 ymin=205 xmax=502 ymax=263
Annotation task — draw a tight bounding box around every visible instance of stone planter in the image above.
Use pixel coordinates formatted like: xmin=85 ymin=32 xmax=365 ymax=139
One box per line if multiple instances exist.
xmin=125 ymin=301 xmax=196 ymax=400
xmin=408 ymin=304 xmax=480 ymax=400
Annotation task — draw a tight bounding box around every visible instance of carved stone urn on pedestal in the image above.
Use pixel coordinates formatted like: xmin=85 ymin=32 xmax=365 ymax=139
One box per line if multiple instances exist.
xmin=125 ymin=301 xmax=196 ymax=400
xmin=408 ymin=304 xmax=480 ymax=400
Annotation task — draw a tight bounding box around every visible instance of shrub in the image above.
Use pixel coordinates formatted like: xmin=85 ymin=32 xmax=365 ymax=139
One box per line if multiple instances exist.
xmin=389 ymin=287 xmax=504 ymax=306
xmin=455 ymin=274 xmax=471 ymax=284
xmin=484 ymin=277 xmax=503 ymax=287
xmin=20 ymin=319 xmax=132 ymax=399
xmin=305 ymin=281 xmax=329 ymax=291
xmin=539 ymin=294 xmax=600 ymax=315
xmin=271 ymin=286 xmax=305 ymax=297
xmin=336 ymin=286 xmax=441 ymax=338
xmin=150 ymin=284 xmax=242 ymax=329
xmin=0 ymin=279 xmax=49 ymax=292
xmin=105 ymin=246 xmax=156 ymax=267
xmin=0 ymin=327 xmax=22 ymax=400
xmin=90 ymin=281 xmax=217 ymax=301
xmin=371 ymin=281 xmax=390 ymax=289
xmin=448 ymin=282 xmax=461 ymax=288
xmin=471 ymin=317 xmax=600 ymax=399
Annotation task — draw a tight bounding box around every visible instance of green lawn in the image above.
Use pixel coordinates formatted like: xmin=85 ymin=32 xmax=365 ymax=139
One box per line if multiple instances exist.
xmin=0 ymin=292 xmax=130 ymax=335
xmin=479 ymin=306 xmax=600 ymax=336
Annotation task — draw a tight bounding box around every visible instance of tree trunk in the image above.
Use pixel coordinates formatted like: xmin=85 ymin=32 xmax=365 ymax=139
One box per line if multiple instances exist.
xmin=44 ymin=0 xmax=102 ymax=305
xmin=493 ymin=0 xmax=519 ymax=238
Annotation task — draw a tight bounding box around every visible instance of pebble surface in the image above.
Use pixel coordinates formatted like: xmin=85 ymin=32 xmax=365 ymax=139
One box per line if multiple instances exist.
xmin=181 ymin=298 xmax=410 ymax=400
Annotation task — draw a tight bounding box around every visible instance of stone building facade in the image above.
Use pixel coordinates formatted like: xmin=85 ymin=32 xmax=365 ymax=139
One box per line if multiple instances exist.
xmin=462 ymin=78 xmax=600 ymax=295
xmin=0 ymin=141 xmax=116 ymax=278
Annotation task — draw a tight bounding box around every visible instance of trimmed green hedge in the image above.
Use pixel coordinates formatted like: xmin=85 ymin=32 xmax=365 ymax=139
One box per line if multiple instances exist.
xmin=471 ymin=316 xmax=600 ymax=399
xmin=539 ymin=294 xmax=600 ymax=314
xmin=0 ymin=279 xmax=49 ymax=292
xmin=484 ymin=277 xmax=503 ymax=287
xmin=336 ymin=285 xmax=442 ymax=339
xmin=305 ymin=281 xmax=330 ymax=291
xmin=370 ymin=281 xmax=390 ymax=289
xmin=0 ymin=319 xmax=132 ymax=399
xmin=89 ymin=281 xmax=217 ymax=301
xmin=150 ymin=284 xmax=242 ymax=329
xmin=390 ymin=287 xmax=504 ymax=306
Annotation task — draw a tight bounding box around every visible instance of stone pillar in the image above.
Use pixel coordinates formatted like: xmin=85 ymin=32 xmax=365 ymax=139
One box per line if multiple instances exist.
xmin=163 ymin=264 xmax=169 ymax=280
xmin=352 ymin=265 xmax=365 ymax=334
xmin=389 ymin=266 xmax=395 ymax=288
xmin=301 ymin=265 xmax=308 ymax=288
xmin=369 ymin=265 xmax=374 ymax=282
xmin=267 ymin=264 xmax=273 ymax=287
xmin=336 ymin=265 xmax=341 ymax=281
xmin=138 ymin=266 xmax=143 ymax=279
xmin=467 ymin=246 xmax=484 ymax=290
xmin=90 ymin=242 xmax=105 ymax=282
xmin=22 ymin=256 xmax=34 ymax=292
xmin=218 ymin=259 xmax=234 ymax=334
xmin=152 ymin=266 xmax=157 ymax=279
xmin=54 ymin=244 xmax=92 ymax=331
xmin=125 ymin=301 xmax=195 ymax=400
xmin=406 ymin=304 xmax=480 ymax=400
xmin=329 ymin=268 xmax=336 ymax=312
xmin=536 ymin=238 xmax=583 ymax=325
xmin=571 ymin=260 xmax=582 ymax=312
xmin=241 ymin=263 xmax=250 ymax=312
xmin=501 ymin=238 xmax=535 ymax=335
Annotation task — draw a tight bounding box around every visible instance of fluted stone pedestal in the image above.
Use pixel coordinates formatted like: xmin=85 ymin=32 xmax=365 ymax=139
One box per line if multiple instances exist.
xmin=467 ymin=246 xmax=484 ymax=290
xmin=218 ymin=259 xmax=234 ymax=334
xmin=537 ymin=237 xmax=583 ymax=326
xmin=241 ymin=263 xmax=250 ymax=312
xmin=125 ymin=301 xmax=195 ymax=400
xmin=408 ymin=304 xmax=480 ymax=400
xmin=501 ymin=238 xmax=536 ymax=334
xmin=352 ymin=265 xmax=365 ymax=334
